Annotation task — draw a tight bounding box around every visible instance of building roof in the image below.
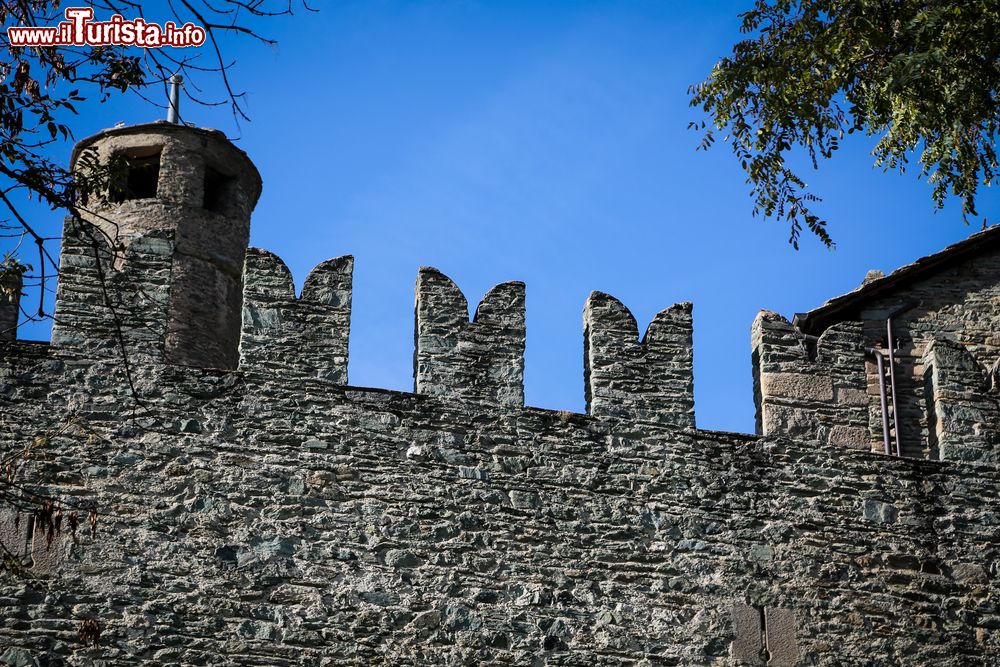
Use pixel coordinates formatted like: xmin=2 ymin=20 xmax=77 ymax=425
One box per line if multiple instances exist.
xmin=793 ymin=224 xmax=1000 ymax=335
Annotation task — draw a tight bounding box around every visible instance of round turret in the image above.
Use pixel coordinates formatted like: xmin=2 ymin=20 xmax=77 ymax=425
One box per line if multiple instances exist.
xmin=70 ymin=121 xmax=261 ymax=369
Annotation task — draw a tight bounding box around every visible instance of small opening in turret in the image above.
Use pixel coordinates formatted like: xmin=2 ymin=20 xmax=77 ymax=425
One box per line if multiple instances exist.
xmin=203 ymin=165 xmax=235 ymax=215
xmin=111 ymin=150 xmax=161 ymax=202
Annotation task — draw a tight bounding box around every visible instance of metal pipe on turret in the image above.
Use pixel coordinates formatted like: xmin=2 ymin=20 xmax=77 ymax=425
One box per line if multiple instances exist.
xmin=167 ymin=74 xmax=182 ymax=124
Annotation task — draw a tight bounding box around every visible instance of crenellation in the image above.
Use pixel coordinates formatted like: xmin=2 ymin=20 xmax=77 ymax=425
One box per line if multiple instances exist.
xmin=584 ymin=292 xmax=694 ymax=428
xmin=752 ymin=312 xmax=869 ymax=449
xmin=239 ymin=248 xmax=353 ymax=384
xmin=923 ymin=338 xmax=1000 ymax=464
xmin=414 ymin=267 xmax=525 ymax=407
xmin=5 ymin=121 xmax=1000 ymax=664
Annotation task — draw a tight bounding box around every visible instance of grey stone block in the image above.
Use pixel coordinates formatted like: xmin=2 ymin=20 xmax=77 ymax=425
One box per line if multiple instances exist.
xmin=765 ymin=607 xmax=799 ymax=666
xmin=731 ymin=603 xmax=764 ymax=665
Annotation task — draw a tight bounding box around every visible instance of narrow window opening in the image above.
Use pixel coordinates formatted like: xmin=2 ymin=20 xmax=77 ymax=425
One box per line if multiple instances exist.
xmin=203 ymin=166 xmax=235 ymax=214
xmin=111 ymin=148 xmax=160 ymax=203
xmin=111 ymin=151 xmax=161 ymax=202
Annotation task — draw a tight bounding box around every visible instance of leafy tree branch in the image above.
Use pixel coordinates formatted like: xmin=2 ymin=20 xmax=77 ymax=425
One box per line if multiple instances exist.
xmin=690 ymin=1 xmax=1000 ymax=248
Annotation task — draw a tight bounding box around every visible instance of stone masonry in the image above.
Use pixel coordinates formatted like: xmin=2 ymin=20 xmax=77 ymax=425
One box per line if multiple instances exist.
xmin=1 ymin=123 xmax=1000 ymax=666
xmin=67 ymin=122 xmax=261 ymax=370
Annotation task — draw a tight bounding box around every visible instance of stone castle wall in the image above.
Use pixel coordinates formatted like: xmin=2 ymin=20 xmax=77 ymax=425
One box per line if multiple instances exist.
xmin=2 ymin=220 xmax=1000 ymax=665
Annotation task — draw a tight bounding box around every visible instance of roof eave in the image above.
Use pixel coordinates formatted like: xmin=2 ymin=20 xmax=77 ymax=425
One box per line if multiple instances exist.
xmin=794 ymin=225 xmax=1000 ymax=336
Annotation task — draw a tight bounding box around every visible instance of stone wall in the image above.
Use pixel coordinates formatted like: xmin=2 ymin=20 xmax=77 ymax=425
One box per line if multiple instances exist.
xmin=2 ymin=343 xmax=999 ymax=665
xmin=240 ymin=249 xmax=354 ymax=384
xmin=0 ymin=270 xmax=21 ymax=342
xmin=584 ymin=294 xmax=694 ymax=429
xmin=858 ymin=245 xmax=1000 ymax=458
xmin=2 ymin=235 xmax=1000 ymax=665
xmin=751 ymin=312 xmax=869 ymax=450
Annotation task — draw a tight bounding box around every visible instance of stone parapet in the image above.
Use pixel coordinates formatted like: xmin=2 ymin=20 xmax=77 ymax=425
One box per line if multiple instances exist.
xmin=584 ymin=293 xmax=694 ymax=428
xmin=752 ymin=311 xmax=870 ymax=449
xmin=240 ymin=248 xmax=353 ymax=384
xmin=414 ymin=267 xmax=525 ymax=407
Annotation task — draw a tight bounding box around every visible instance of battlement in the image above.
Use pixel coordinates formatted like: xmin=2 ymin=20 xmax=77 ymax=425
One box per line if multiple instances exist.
xmin=752 ymin=311 xmax=869 ymax=449
xmin=22 ymin=218 xmax=1000 ymax=468
xmin=240 ymin=248 xmax=353 ymax=384
xmin=922 ymin=338 xmax=1000 ymax=464
xmin=5 ymin=124 xmax=1000 ymax=665
xmin=584 ymin=293 xmax=694 ymax=428
xmin=41 ymin=223 xmax=702 ymax=424
xmin=414 ymin=267 xmax=526 ymax=407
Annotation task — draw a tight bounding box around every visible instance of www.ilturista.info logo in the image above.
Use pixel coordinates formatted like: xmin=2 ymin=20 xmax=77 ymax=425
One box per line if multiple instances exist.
xmin=7 ymin=7 xmax=206 ymax=48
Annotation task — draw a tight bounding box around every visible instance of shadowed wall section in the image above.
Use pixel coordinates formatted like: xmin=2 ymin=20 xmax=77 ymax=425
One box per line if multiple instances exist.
xmin=51 ymin=217 xmax=174 ymax=365
xmin=923 ymin=339 xmax=1000 ymax=464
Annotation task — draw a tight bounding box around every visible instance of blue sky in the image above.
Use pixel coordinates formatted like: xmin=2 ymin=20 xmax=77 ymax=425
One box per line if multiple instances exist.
xmin=8 ymin=1 xmax=1000 ymax=433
